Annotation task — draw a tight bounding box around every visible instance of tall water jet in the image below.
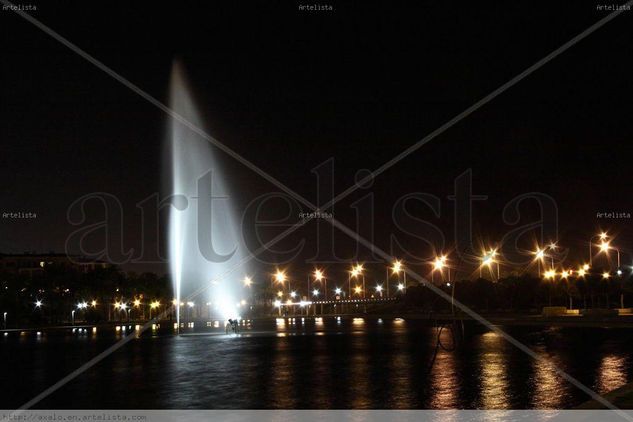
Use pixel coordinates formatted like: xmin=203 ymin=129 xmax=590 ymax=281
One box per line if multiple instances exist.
xmin=166 ymin=61 xmax=250 ymax=329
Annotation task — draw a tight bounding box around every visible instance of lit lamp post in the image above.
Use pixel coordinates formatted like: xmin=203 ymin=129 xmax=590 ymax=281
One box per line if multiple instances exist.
xmin=274 ymin=269 xmax=287 ymax=292
xmin=533 ymin=247 xmax=546 ymax=277
xmin=149 ymin=301 xmax=160 ymax=320
xmin=3 ymin=311 xmax=7 ymax=329
xmin=350 ymin=264 xmax=365 ymax=299
xmin=548 ymin=242 xmax=558 ymax=267
xmin=314 ymin=269 xmax=326 ymax=301
xmin=480 ymin=249 xmax=499 ymax=281
xmin=390 ymin=260 xmax=406 ymax=296
xmin=133 ymin=299 xmax=142 ymax=320
xmin=375 ymin=284 xmax=383 ymax=298
xmin=431 ymin=255 xmax=448 ymax=284
xmin=589 ymin=232 xmax=608 ymax=266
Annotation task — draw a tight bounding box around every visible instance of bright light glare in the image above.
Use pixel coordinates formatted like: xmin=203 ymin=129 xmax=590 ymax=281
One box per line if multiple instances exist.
xmin=314 ymin=269 xmax=324 ymax=281
xmin=397 ymin=283 xmax=405 ymax=291
xmin=312 ymin=289 xmax=320 ymax=296
xmin=275 ymin=270 xmax=286 ymax=283
xmin=392 ymin=260 xmax=403 ymax=274
xmin=600 ymin=241 xmax=610 ymax=253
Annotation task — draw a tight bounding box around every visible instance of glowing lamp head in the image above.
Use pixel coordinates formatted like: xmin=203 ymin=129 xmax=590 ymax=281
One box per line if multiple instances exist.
xmin=354 ymin=286 xmax=362 ymax=295
xmin=273 ymin=300 xmax=281 ymax=308
xmin=544 ymin=269 xmax=556 ymax=279
xmin=397 ymin=283 xmax=405 ymax=291
xmin=290 ymin=291 xmax=297 ymax=298
xmin=600 ymin=241 xmax=610 ymax=253
xmin=335 ymin=287 xmax=342 ymax=295
xmin=277 ymin=291 xmax=283 ymax=298
xmin=119 ymin=303 xmax=127 ymax=311
xmin=617 ymin=269 xmax=623 ymax=276
xmin=187 ymin=301 xmax=194 ymax=308
xmin=583 ymin=264 xmax=590 ymax=271
xmin=392 ymin=260 xmax=403 ymax=273
xmin=535 ymin=248 xmax=545 ymax=260
xmin=312 ymin=289 xmax=320 ymax=297
xmin=314 ymin=269 xmax=324 ymax=281
xmin=91 ymin=300 xmax=97 ymax=307
xmin=275 ymin=270 xmax=286 ymax=284
xmin=602 ymin=272 xmax=610 ymax=279
xmin=599 ymin=232 xmax=608 ymax=240
xmin=243 ymin=276 xmax=253 ymax=287
xmin=577 ymin=269 xmax=586 ymax=277
xmin=560 ymin=270 xmax=570 ymax=278
xmin=433 ymin=257 xmax=445 ymax=271
xmin=133 ymin=299 xmax=141 ymax=307
xmin=35 ymin=300 xmax=42 ymax=308
xmin=375 ymin=285 xmax=383 ymax=292
xmin=150 ymin=301 xmax=160 ymax=309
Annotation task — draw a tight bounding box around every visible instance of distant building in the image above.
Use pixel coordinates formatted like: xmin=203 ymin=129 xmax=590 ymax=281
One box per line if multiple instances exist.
xmin=0 ymin=253 xmax=110 ymax=276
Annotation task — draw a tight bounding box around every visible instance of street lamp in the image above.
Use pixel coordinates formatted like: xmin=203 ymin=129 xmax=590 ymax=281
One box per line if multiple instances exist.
xmin=480 ymin=249 xmax=499 ymax=280
xmin=274 ymin=270 xmax=287 ymax=293
xmin=533 ymin=247 xmax=546 ymax=277
xmin=589 ymin=232 xmax=609 ymax=266
xmin=2 ymin=312 xmax=6 ymax=329
xmin=313 ymin=269 xmax=327 ymax=301
xmin=390 ymin=259 xmax=406 ymax=297
xmin=375 ymin=284 xmax=383 ymax=297
xmin=243 ymin=276 xmax=253 ymax=287
xmin=35 ymin=300 xmax=43 ymax=308
xmin=431 ymin=255 xmax=449 ymax=284
xmin=350 ymin=264 xmax=365 ymax=299
xmin=149 ymin=301 xmax=160 ymax=320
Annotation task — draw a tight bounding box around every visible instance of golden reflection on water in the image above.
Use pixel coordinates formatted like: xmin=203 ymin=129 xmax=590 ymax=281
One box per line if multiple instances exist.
xmin=271 ymin=332 xmax=298 ymax=408
xmin=350 ymin=328 xmax=371 ymax=408
xmin=597 ymin=354 xmax=627 ymax=393
xmin=479 ymin=331 xmax=510 ymax=409
xmin=429 ymin=328 xmax=458 ymax=409
xmin=530 ymin=354 xmax=565 ymax=408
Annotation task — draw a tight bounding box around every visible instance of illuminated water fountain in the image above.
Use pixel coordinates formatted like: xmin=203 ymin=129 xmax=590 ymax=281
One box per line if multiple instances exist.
xmin=166 ymin=61 xmax=250 ymax=330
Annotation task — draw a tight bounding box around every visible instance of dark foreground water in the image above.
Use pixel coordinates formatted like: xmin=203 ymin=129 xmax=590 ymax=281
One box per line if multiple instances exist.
xmin=2 ymin=317 xmax=633 ymax=409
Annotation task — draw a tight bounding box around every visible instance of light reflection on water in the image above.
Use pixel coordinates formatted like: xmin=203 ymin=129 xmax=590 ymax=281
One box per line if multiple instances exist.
xmin=479 ymin=332 xmax=510 ymax=409
xmin=2 ymin=319 xmax=633 ymax=409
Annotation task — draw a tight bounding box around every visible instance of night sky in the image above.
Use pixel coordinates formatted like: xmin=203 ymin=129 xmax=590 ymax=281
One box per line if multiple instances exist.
xmin=1 ymin=1 xmax=632 ymax=276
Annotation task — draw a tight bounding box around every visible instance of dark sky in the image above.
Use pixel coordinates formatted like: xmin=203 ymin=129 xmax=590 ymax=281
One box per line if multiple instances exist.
xmin=1 ymin=1 xmax=632 ymax=277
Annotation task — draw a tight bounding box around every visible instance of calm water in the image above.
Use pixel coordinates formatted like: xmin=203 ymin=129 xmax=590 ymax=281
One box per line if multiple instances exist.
xmin=2 ymin=318 xmax=633 ymax=409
